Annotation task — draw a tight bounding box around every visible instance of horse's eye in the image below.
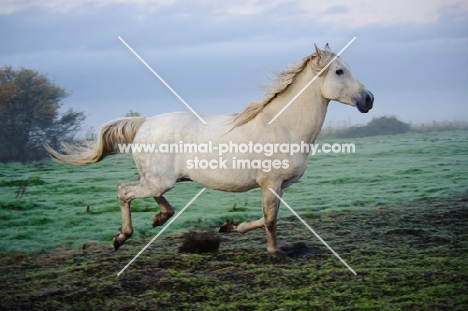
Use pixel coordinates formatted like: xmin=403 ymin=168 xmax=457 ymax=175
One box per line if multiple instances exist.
xmin=336 ymin=69 xmax=344 ymax=76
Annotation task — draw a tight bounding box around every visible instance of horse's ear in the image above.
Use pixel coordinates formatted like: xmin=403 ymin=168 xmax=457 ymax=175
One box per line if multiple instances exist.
xmin=314 ymin=43 xmax=322 ymax=57
xmin=324 ymin=43 xmax=332 ymax=53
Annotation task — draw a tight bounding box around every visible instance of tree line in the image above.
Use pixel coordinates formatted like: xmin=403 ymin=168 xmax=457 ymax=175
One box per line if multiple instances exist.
xmin=333 ymin=116 xmax=411 ymax=138
xmin=326 ymin=116 xmax=468 ymax=139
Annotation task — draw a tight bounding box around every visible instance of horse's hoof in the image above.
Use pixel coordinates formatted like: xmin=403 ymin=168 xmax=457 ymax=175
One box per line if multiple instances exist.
xmin=153 ymin=212 xmax=172 ymax=227
xmin=153 ymin=213 xmax=170 ymax=228
xmin=219 ymin=219 xmax=239 ymax=233
xmin=113 ymin=234 xmax=125 ymax=251
xmin=152 ymin=214 xmax=162 ymax=227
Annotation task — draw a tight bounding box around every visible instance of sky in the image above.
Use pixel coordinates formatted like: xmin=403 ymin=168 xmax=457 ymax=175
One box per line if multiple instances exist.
xmin=1 ymin=0 xmax=467 ymax=133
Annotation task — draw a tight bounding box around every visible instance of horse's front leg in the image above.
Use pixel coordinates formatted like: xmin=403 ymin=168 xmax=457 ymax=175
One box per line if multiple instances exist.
xmin=219 ymin=184 xmax=283 ymax=253
xmin=261 ymin=185 xmax=283 ymax=253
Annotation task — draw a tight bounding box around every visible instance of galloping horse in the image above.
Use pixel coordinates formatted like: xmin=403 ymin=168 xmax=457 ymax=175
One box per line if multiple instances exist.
xmin=47 ymin=44 xmax=373 ymax=252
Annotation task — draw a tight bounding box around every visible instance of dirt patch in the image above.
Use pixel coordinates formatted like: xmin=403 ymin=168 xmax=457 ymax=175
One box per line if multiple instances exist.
xmin=178 ymin=231 xmax=220 ymax=254
xmin=0 ymin=195 xmax=467 ymax=310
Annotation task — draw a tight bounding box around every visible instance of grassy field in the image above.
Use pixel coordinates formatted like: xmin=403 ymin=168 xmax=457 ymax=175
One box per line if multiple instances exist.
xmin=0 ymin=195 xmax=467 ymax=310
xmin=0 ymin=130 xmax=467 ymax=254
xmin=0 ymin=130 xmax=467 ymax=309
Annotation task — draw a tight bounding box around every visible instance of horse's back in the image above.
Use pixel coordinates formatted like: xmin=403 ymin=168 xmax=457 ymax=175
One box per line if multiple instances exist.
xmin=134 ymin=111 xmax=234 ymax=144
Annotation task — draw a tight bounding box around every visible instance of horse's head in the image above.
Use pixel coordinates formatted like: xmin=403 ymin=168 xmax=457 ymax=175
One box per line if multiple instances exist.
xmin=313 ymin=44 xmax=374 ymax=113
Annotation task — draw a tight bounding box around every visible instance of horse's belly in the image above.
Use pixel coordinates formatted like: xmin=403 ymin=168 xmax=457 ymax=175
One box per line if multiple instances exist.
xmin=187 ymin=169 xmax=258 ymax=192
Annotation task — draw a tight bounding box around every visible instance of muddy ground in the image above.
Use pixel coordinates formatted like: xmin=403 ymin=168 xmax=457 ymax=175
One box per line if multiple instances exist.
xmin=1 ymin=195 xmax=467 ymax=310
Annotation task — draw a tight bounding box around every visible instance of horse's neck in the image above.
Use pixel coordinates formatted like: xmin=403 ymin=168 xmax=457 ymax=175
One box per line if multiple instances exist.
xmin=258 ymin=65 xmax=329 ymax=144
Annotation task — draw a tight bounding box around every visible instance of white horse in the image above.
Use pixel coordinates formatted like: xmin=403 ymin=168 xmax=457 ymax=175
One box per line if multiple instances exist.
xmin=47 ymin=44 xmax=373 ymax=252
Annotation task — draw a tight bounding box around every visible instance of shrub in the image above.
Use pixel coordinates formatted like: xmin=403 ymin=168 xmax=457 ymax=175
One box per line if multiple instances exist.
xmin=335 ymin=116 xmax=410 ymax=138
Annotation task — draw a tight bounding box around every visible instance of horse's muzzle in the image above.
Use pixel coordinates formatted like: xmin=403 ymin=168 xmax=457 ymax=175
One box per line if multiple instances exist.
xmin=355 ymin=90 xmax=374 ymax=113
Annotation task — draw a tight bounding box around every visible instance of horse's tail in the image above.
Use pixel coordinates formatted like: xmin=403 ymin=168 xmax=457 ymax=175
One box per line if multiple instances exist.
xmin=45 ymin=117 xmax=146 ymax=165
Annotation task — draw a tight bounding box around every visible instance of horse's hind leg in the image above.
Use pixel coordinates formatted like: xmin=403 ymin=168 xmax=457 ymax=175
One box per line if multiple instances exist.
xmin=114 ymin=181 xmax=161 ymax=250
xmin=152 ymin=196 xmax=174 ymax=227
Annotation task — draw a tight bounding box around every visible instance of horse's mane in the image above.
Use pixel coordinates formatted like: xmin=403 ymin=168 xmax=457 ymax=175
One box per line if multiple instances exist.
xmin=231 ymin=49 xmax=335 ymax=128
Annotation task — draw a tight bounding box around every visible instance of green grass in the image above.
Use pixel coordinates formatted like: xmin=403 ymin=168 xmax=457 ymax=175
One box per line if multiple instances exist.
xmin=0 ymin=195 xmax=466 ymax=310
xmin=0 ymin=130 xmax=467 ymax=255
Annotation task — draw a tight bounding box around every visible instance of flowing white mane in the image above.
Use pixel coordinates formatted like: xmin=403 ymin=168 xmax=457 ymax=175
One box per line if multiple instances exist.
xmin=231 ymin=49 xmax=335 ymax=128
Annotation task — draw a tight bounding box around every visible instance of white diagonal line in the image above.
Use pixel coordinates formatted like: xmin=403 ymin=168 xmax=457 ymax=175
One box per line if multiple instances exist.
xmin=117 ymin=187 xmax=206 ymax=277
xmin=118 ymin=36 xmax=207 ymax=124
xmin=268 ymin=37 xmax=356 ymax=124
xmin=268 ymin=188 xmax=357 ymax=275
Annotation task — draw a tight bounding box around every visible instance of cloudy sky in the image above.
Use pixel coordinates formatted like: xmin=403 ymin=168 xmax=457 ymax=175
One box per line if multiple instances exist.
xmin=1 ymin=0 xmax=467 ymax=133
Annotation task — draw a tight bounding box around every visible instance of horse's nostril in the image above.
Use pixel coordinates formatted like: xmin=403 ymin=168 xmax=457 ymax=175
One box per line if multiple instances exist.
xmin=366 ymin=95 xmax=371 ymax=103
